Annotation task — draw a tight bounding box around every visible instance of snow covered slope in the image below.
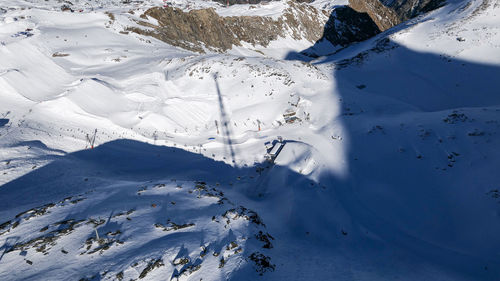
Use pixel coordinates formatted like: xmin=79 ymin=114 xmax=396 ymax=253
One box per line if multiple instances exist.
xmin=0 ymin=0 xmax=499 ymax=280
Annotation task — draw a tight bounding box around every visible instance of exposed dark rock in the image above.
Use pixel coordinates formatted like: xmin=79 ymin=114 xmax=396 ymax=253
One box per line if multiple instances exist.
xmin=321 ymin=6 xmax=380 ymax=46
xmin=127 ymin=1 xmax=329 ymax=52
xmin=249 ymin=252 xmax=275 ymax=275
xmin=349 ymin=0 xmax=446 ymax=30
xmin=139 ymin=258 xmax=164 ymax=279
xmin=155 ymin=221 xmax=195 ymax=231
xmin=129 ymin=1 xmax=383 ymax=54
xmin=255 ymin=231 xmax=274 ymax=249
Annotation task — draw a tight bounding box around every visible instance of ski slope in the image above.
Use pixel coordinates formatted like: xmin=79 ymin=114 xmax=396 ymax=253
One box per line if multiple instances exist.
xmin=0 ymin=0 xmax=499 ymax=280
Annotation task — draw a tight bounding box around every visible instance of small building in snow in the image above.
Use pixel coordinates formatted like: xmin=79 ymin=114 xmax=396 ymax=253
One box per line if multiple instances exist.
xmin=264 ymin=136 xmax=285 ymax=162
xmin=283 ymin=109 xmax=301 ymax=124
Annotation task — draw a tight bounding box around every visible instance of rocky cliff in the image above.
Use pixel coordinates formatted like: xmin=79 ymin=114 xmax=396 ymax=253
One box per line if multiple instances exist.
xmin=321 ymin=6 xmax=380 ymax=47
xmin=128 ymin=1 xmax=379 ymax=53
xmin=349 ymin=0 xmax=445 ymax=30
xmin=128 ymin=2 xmax=327 ymax=52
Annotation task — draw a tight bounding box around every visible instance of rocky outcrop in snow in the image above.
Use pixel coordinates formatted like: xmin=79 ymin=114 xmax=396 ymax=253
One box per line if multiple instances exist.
xmin=128 ymin=1 xmax=328 ymax=52
xmin=320 ymin=6 xmax=380 ymax=47
xmin=349 ymin=0 xmax=445 ymax=30
xmin=128 ymin=1 xmax=380 ymax=53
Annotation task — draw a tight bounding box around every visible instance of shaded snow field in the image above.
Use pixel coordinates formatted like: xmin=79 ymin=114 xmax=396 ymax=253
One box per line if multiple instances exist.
xmin=0 ymin=0 xmax=500 ymax=280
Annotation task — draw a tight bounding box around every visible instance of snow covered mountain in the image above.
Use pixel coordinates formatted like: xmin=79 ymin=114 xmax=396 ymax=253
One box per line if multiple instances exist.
xmin=0 ymin=0 xmax=499 ymax=280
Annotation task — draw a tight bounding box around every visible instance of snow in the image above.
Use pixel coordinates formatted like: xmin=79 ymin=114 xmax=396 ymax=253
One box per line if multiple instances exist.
xmin=0 ymin=0 xmax=499 ymax=280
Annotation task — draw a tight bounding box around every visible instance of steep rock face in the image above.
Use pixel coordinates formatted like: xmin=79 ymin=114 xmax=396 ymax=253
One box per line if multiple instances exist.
xmin=321 ymin=6 xmax=380 ymax=46
xmin=128 ymin=2 xmax=329 ymax=52
xmin=349 ymin=0 xmax=445 ymax=30
xmin=128 ymin=2 xmax=381 ymax=53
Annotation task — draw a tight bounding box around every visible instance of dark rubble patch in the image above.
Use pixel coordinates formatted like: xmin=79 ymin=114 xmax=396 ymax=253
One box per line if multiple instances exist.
xmin=443 ymin=111 xmax=469 ymax=124
xmin=468 ymin=129 xmax=485 ymax=136
xmin=5 ymin=195 xmax=86 ymax=232
xmin=82 ymin=233 xmax=124 ymax=255
xmin=189 ymin=181 xmax=230 ymax=204
xmin=173 ymin=257 xmax=190 ymax=266
xmin=112 ymin=209 xmax=135 ymax=218
xmin=4 ymin=195 xmax=87 ymax=234
xmin=155 ymin=221 xmax=195 ymax=231
xmin=86 ymin=217 xmax=106 ymax=227
xmin=487 ymin=189 xmax=500 ymax=202
xmin=222 ymin=206 xmax=265 ymax=226
xmin=139 ymin=258 xmax=164 ymax=279
xmin=7 ymin=219 xmax=85 ymax=254
xmin=255 ymin=231 xmax=274 ymax=249
xmin=15 ymin=203 xmax=56 ymax=220
xmin=249 ymin=252 xmax=275 ymax=275
xmin=0 ymin=220 xmax=11 ymax=232
xmin=172 ymin=260 xmax=202 ymax=279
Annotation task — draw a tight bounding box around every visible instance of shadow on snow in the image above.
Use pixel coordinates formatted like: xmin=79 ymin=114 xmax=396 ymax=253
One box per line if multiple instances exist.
xmin=282 ymin=12 xmax=500 ymax=281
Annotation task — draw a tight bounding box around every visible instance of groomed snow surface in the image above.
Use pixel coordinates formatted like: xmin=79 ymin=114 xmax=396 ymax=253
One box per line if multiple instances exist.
xmin=0 ymin=0 xmax=499 ymax=280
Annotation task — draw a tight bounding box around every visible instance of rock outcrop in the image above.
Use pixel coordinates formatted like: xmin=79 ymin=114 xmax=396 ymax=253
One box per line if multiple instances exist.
xmin=128 ymin=1 xmax=381 ymax=53
xmin=349 ymin=0 xmax=445 ymax=31
xmin=128 ymin=2 xmax=329 ymax=52
xmin=321 ymin=6 xmax=380 ymax=46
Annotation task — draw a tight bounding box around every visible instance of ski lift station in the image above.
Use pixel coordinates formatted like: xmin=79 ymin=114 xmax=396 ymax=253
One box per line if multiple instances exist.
xmin=264 ymin=136 xmax=284 ymax=162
